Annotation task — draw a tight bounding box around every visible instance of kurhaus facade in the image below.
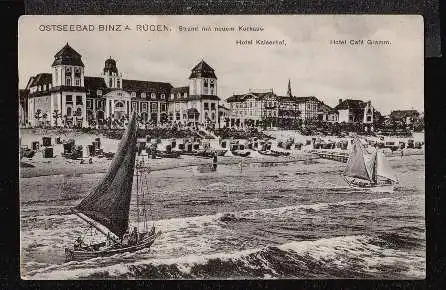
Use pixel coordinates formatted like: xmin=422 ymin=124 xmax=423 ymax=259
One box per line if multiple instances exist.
xmin=24 ymin=43 xmax=220 ymax=128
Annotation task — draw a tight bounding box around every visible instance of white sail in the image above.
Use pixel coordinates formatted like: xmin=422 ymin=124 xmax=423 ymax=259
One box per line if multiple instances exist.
xmin=344 ymin=138 xmax=373 ymax=182
xmin=376 ymin=150 xmax=397 ymax=182
xmin=364 ymin=150 xmax=377 ymax=182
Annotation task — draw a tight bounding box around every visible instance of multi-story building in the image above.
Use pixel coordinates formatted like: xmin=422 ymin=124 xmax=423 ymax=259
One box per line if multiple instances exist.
xmin=22 ymin=43 xmax=220 ymax=128
xmin=389 ymin=109 xmax=421 ymax=125
xmin=226 ymin=90 xmax=279 ymax=128
xmin=218 ymin=105 xmax=230 ymax=128
xmin=335 ymin=99 xmax=375 ymax=124
xmin=295 ymin=96 xmax=319 ymax=122
xmin=226 ymin=81 xmax=318 ymax=128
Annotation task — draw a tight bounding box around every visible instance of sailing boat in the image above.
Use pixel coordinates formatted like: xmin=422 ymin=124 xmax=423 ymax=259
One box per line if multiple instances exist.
xmin=65 ymin=111 xmax=160 ymax=261
xmin=343 ymin=137 xmax=398 ymax=190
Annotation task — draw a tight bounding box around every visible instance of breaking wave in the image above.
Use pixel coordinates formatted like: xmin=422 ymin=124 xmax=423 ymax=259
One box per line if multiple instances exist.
xmin=25 ymin=234 xmax=425 ymax=280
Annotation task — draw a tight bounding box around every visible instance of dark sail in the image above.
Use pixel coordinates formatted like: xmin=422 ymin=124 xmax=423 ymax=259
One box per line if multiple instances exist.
xmin=344 ymin=138 xmax=373 ymax=182
xmin=74 ymin=112 xmax=138 ymax=238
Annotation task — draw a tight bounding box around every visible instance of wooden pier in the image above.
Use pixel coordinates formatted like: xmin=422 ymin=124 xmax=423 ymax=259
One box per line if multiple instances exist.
xmin=310 ymin=151 xmax=349 ymax=163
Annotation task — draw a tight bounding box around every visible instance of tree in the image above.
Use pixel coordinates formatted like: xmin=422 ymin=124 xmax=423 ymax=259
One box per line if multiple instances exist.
xmin=224 ymin=117 xmax=230 ymax=128
xmin=34 ymin=109 xmax=42 ymax=127
xmin=42 ymin=113 xmax=48 ymax=128
xmin=53 ymin=109 xmax=62 ymax=127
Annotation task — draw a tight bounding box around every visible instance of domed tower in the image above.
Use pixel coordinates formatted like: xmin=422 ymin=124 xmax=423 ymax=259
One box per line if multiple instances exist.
xmin=101 ymin=57 xmax=122 ymax=89
xmin=189 ymin=60 xmax=217 ymax=96
xmin=51 ymin=43 xmax=85 ymax=87
xmin=188 ymin=60 xmax=220 ymax=126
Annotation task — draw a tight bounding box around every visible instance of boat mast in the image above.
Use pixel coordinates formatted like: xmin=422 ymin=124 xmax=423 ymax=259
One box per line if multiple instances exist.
xmin=136 ymin=117 xmax=140 ymax=240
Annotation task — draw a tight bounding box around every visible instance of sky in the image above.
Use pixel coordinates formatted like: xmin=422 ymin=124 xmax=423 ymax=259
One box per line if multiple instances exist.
xmin=18 ymin=15 xmax=423 ymax=115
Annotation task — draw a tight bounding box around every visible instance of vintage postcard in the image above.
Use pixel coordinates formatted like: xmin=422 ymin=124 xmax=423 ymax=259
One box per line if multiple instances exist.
xmin=18 ymin=15 xmax=424 ymax=280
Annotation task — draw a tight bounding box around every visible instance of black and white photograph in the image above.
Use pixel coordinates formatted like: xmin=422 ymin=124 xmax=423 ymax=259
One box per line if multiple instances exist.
xmin=18 ymin=15 xmax=424 ymax=280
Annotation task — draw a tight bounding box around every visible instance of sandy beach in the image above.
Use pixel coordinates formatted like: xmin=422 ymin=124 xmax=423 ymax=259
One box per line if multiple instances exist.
xmin=19 ymin=128 xmax=424 ymax=178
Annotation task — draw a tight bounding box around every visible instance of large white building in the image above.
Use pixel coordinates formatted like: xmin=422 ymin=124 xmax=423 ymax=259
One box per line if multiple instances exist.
xmin=23 ymin=43 xmax=220 ymax=128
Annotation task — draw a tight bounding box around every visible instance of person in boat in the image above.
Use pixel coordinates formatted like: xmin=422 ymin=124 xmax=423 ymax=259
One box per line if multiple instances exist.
xmin=74 ymin=236 xmax=88 ymax=250
xmin=129 ymin=227 xmax=138 ymax=246
xmin=122 ymin=230 xmax=130 ymax=247
xmin=105 ymin=232 xmax=113 ymax=248
xmin=88 ymin=158 xmax=93 ymax=164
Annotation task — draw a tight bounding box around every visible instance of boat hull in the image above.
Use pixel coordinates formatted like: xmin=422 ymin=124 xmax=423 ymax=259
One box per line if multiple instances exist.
xmin=343 ymin=176 xmax=396 ymax=192
xmin=231 ymin=150 xmax=251 ymax=157
xmin=65 ymin=232 xmax=159 ymax=262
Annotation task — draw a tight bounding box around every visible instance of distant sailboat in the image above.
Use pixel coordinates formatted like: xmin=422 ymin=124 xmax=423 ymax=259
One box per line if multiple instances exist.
xmin=343 ymin=137 xmax=398 ymax=190
xmin=65 ymin=111 xmax=160 ymax=261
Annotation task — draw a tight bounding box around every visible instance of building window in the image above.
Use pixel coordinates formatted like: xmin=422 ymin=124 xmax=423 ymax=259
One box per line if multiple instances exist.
xmin=204 ymin=79 xmax=208 ymax=87
xmin=66 ymin=107 xmax=72 ymax=116
xmin=141 ymin=93 xmax=146 ymax=98
xmin=151 ymin=102 xmax=157 ymax=112
xmin=151 ymin=93 xmax=156 ymax=99
xmin=204 ymin=102 xmax=209 ymax=110
xmin=161 ymin=94 xmax=165 ymax=99
xmin=74 ymin=68 xmax=81 ymax=77
xmin=66 ymin=78 xmax=71 ymax=86
xmin=76 ymin=107 xmax=82 ymax=116
xmin=97 ymin=90 xmax=102 ymax=96
xmin=367 ymin=116 xmax=372 ymax=122
xmin=142 ymin=103 xmax=148 ymax=111
xmin=115 ymin=101 xmax=124 ymax=108
xmin=66 ymin=95 xmax=73 ymax=104
xmin=131 ymin=92 xmax=136 ymax=97
xmin=210 ymin=80 xmax=214 ymax=88
xmin=117 ymin=79 xmax=120 ymax=88
xmin=171 ymin=93 xmax=174 ymax=100
xmin=86 ymin=99 xmax=92 ymax=109
xmin=211 ymin=103 xmax=216 ymax=110
xmin=176 ymin=112 xmax=180 ymax=120
xmin=76 ymin=96 xmax=83 ymax=105
xmin=66 ymin=67 xmax=71 ymax=74
xmin=161 ymin=103 xmax=167 ymax=111
xmin=75 ymin=79 xmax=80 ymax=86
xmin=109 ymin=79 xmax=112 ymax=88
xmin=183 ymin=93 xmax=187 ymax=98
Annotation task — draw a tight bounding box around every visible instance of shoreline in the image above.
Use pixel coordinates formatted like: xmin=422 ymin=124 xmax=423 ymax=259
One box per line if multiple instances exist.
xmin=20 ymin=153 xmax=319 ymax=179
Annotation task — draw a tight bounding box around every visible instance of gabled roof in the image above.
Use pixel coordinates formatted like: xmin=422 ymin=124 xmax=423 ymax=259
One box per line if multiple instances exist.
xmin=294 ymin=96 xmax=319 ymax=103
xmin=122 ymin=79 xmax=173 ymax=93
xmin=171 ymin=86 xmax=189 ymax=94
xmin=84 ymin=77 xmax=107 ymax=90
xmin=29 ymin=73 xmax=52 ymax=87
xmin=317 ymin=101 xmax=333 ymax=113
xmin=226 ymin=91 xmax=276 ymax=102
xmin=390 ymin=110 xmax=420 ymax=119
xmin=335 ymin=99 xmax=367 ymax=110
xmin=52 ymin=43 xmax=84 ymax=67
xmin=226 ymin=94 xmax=245 ymax=102
xmin=189 ymin=60 xmax=217 ymax=79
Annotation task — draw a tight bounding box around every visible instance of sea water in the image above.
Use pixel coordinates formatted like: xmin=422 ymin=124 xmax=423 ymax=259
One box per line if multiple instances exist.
xmin=20 ymin=155 xmax=425 ymax=279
